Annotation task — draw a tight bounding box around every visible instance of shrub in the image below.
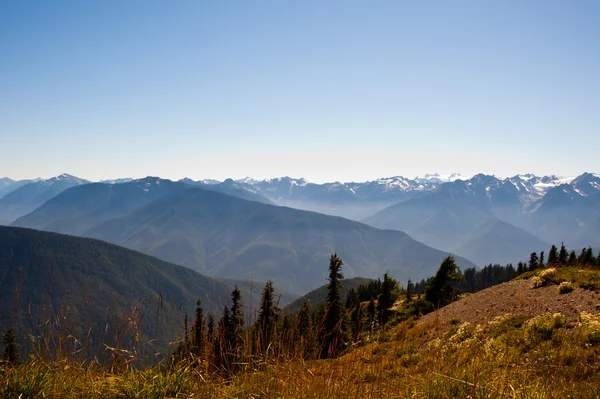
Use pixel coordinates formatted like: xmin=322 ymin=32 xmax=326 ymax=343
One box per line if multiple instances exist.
xmin=524 ymin=313 xmax=566 ymax=343
xmin=578 ymin=312 xmax=600 ymax=346
xmin=558 ymin=281 xmax=575 ymax=294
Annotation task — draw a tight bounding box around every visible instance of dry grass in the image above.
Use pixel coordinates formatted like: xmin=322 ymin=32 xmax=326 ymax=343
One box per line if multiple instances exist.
xmin=4 ymin=266 xmax=600 ymax=398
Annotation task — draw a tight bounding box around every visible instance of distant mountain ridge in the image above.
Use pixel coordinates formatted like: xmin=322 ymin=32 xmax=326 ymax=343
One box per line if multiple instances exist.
xmin=12 ymin=183 xmax=476 ymax=293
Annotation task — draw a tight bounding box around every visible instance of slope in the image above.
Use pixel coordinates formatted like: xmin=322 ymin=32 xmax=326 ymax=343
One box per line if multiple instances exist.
xmin=365 ymin=193 xmax=547 ymax=265
xmin=0 ymin=226 xmax=288 ymax=361
xmin=83 ymin=188 xmax=475 ymax=293
xmin=12 ymin=177 xmax=191 ymax=235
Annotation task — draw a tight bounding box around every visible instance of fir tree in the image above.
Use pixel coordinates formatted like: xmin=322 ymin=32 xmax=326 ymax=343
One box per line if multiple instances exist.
xmin=377 ymin=273 xmax=398 ymax=326
xmin=255 ymin=280 xmax=279 ymax=355
xmin=529 ymin=252 xmax=539 ymax=271
xmin=424 ymin=256 xmax=464 ymax=307
xmin=539 ymin=251 xmax=545 ymax=268
xmin=559 ymin=243 xmax=568 ymax=265
xmin=548 ymin=245 xmax=559 ymax=265
xmin=192 ymin=299 xmax=205 ymax=359
xmin=568 ymin=250 xmax=577 ymax=265
xmin=320 ymin=253 xmax=347 ymax=359
xmin=406 ymin=279 xmax=413 ymax=303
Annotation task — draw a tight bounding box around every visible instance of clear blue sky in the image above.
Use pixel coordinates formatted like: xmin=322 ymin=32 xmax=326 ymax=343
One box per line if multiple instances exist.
xmin=1 ymin=0 xmax=598 ymax=182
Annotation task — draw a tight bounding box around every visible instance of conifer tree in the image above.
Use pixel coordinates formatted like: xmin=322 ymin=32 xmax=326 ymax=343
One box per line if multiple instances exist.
xmin=568 ymin=250 xmax=577 ymax=265
xmin=255 ymin=280 xmax=279 ymax=355
xmin=229 ymin=286 xmax=244 ymax=370
xmin=207 ymin=313 xmax=215 ymax=343
xmin=425 ymin=256 xmax=464 ymax=307
xmin=517 ymin=262 xmax=524 ymax=275
xmin=539 ymin=251 xmax=545 ymax=268
xmin=585 ymin=247 xmax=594 ymax=265
xmin=529 ymin=252 xmax=539 ymax=271
xmin=192 ymin=299 xmax=205 ymax=359
xmin=559 ymin=243 xmax=568 ymax=265
xmin=320 ymin=253 xmax=348 ymax=359
xmin=548 ymin=245 xmax=559 ymax=265
xmin=377 ymin=273 xmax=398 ymax=326
xmin=406 ymin=279 xmax=413 ymax=303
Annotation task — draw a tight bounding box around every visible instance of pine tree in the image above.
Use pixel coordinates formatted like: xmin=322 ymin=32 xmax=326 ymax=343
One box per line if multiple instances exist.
xmin=207 ymin=313 xmax=215 ymax=343
xmin=320 ymin=253 xmax=347 ymax=359
xmin=559 ymin=243 xmax=568 ymax=265
xmin=528 ymin=252 xmax=539 ymax=271
xmin=585 ymin=247 xmax=594 ymax=265
xmin=377 ymin=273 xmax=398 ymax=326
xmin=568 ymin=250 xmax=577 ymax=265
xmin=548 ymin=245 xmax=559 ymax=265
xmin=192 ymin=299 xmax=205 ymax=359
xmin=2 ymin=328 xmax=19 ymax=366
xmin=255 ymin=280 xmax=279 ymax=355
xmin=229 ymin=286 xmax=244 ymax=371
xmin=406 ymin=279 xmax=413 ymax=303
xmin=539 ymin=251 xmax=545 ymax=268
xmin=425 ymin=256 xmax=464 ymax=307
xmin=517 ymin=262 xmax=524 ymax=275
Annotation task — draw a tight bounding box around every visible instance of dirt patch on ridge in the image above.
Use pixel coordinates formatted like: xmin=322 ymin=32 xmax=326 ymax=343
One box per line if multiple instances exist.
xmin=418 ymin=279 xmax=600 ymax=329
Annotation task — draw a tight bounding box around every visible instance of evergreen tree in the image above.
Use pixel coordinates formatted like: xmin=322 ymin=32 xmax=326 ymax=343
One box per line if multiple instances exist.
xmin=229 ymin=286 xmax=244 ymax=370
xmin=255 ymin=280 xmax=279 ymax=355
xmin=548 ymin=245 xmax=559 ymax=265
xmin=517 ymin=262 xmax=524 ymax=275
xmin=424 ymin=256 xmax=464 ymax=307
xmin=192 ymin=299 xmax=205 ymax=358
xmin=377 ymin=273 xmax=398 ymax=326
xmin=539 ymin=251 xmax=545 ymax=268
xmin=559 ymin=243 xmax=568 ymax=265
xmin=2 ymin=328 xmax=19 ymax=366
xmin=320 ymin=253 xmax=347 ymax=359
xmin=585 ymin=247 xmax=594 ymax=265
xmin=207 ymin=313 xmax=215 ymax=343
xmin=528 ymin=252 xmax=539 ymax=271
xmin=568 ymin=250 xmax=577 ymax=265
xmin=406 ymin=279 xmax=413 ymax=303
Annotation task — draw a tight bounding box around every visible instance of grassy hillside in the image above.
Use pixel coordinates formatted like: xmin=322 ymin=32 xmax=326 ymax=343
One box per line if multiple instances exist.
xmin=0 ymin=226 xmax=291 ymax=363
xmin=83 ymin=188 xmax=475 ymax=293
xmin=4 ymin=266 xmax=600 ymax=398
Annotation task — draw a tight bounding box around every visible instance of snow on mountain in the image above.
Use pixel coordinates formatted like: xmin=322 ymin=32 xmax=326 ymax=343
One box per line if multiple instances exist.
xmin=100 ymin=178 xmax=134 ymax=184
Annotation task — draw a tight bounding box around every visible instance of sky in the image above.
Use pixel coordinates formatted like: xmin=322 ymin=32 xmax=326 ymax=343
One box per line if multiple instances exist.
xmin=1 ymin=1 xmax=599 ymax=183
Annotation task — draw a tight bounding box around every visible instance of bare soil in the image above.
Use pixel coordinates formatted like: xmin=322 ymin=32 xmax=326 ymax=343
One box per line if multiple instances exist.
xmin=418 ymin=279 xmax=600 ymax=329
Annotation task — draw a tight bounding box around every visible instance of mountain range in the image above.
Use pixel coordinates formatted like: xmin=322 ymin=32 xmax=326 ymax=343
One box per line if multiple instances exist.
xmin=11 ymin=179 xmax=474 ymax=293
xmin=3 ymin=171 xmax=598 ymax=275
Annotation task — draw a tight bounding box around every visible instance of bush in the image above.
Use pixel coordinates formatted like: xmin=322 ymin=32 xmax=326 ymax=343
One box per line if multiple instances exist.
xmin=559 ymin=281 xmax=575 ymax=294
xmin=524 ymin=313 xmax=566 ymax=343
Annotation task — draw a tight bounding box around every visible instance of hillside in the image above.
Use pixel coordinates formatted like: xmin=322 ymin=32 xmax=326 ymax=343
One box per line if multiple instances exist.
xmin=0 ymin=226 xmax=288 ymax=361
xmin=82 ymin=188 xmax=475 ymax=293
xmin=284 ymin=277 xmax=376 ymax=314
xmin=12 ymin=178 xmax=191 ymax=235
xmin=365 ymin=195 xmax=547 ymax=266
